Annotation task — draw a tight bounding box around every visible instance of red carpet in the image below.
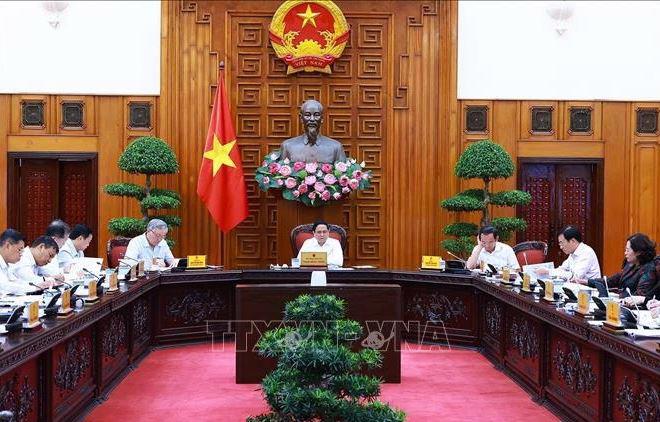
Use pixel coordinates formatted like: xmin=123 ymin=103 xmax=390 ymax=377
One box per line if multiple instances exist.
xmin=85 ymin=342 xmax=557 ymax=422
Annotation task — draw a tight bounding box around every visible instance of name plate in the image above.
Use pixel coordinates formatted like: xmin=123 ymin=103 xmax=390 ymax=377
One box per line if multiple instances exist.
xmin=87 ymin=280 xmax=98 ymax=302
xmin=577 ymin=290 xmax=591 ymax=314
xmin=130 ymin=264 xmax=138 ymax=281
xmin=108 ymin=272 xmax=119 ymax=292
xmin=138 ymin=260 xmax=145 ymax=277
xmin=606 ymin=300 xmax=621 ymax=326
xmin=421 ymin=255 xmax=443 ymax=270
xmin=501 ymin=268 xmax=510 ymax=282
xmin=60 ymin=289 xmax=71 ymax=312
xmin=544 ymin=280 xmax=555 ymax=301
xmin=522 ymin=273 xmax=531 ymax=292
xmin=301 ymin=251 xmax=327 ymax=267
xmin=187 ymin=255 xmax=207 ymax=268
xmin=26 ymin=301 xmax=40 ymax=327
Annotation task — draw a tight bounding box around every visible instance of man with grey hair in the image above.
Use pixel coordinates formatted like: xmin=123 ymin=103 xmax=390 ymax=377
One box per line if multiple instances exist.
xmin=280 ymin=100 xmax=347 ymax=163
xmin=124 ymin=218 xmax=174 ymax=267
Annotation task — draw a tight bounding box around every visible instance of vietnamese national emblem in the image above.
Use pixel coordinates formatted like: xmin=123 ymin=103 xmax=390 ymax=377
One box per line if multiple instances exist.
xmin=269 ymin=0 xmax=350 ymax=74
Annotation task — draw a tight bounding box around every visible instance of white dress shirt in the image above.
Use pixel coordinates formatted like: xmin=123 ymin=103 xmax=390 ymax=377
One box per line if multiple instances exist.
xmin=8 ymin=247 xmax=45 ymax=291
xmin=552 ymin=242 xmax=601 ymax=281
xmin=0 ymin=253 xmax=30 ymax=294
xmin=57 ymin=238 xmax=84 ymax=270
xmin=124 ymin=234 xmax=174 ymax=266
xmin=297 ymin=237 xmax=344 ymax=267
xmin=470 ymin=242 xmax=520 ymax=270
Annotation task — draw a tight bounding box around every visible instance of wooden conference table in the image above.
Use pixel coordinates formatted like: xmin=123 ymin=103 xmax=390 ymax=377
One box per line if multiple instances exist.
xmin=0 ymin=268 xmax=656 ymax=422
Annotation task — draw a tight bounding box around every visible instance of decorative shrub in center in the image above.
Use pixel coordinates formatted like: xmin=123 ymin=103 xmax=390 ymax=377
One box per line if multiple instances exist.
xmin=248 ymin=294 xmax=405 ymax=422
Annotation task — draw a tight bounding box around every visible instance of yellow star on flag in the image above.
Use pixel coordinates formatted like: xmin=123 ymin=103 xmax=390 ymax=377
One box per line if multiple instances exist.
xmin=297 ymin=4 xmax=320 ymax=28
xmin=203 ymin=135 xmax=237 ymax=176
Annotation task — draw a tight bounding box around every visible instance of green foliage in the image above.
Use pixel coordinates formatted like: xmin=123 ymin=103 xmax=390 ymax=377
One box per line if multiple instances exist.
xmin=441 ymin=190 xmax=486 ymax=211
xmin=104 ymin=136 xmax=182 ymax=241
xmin=107 ymin=217 xmax=147 ymax=238
xmin=443 ymin=223 xmax=478 ymax=238
xmin=441 ymin=140 xmax=530 ymax=255
xmin=492 ymin=217 xmax=528 ymax=241
xmin=454 ymin=140 xmax=514 ymax=180
xmin=140 ymin=194 xmax=181 ymax=210
xmin=118 ymin=136 xmax=179 ymax=175
xmin=441 ymin=237 xmax=474 ymax=259
xmin=154 ymin=214 xmax=182 ymax=227
xmin=490 ymin=190 xmax=532 ymax=207
xmin=149 ymin=188 xmax=181 ymax=201
xmin=103 ymin=183 xmax=144 ymax=199
xmin=250 ymin=294 xmax=405 ymax=422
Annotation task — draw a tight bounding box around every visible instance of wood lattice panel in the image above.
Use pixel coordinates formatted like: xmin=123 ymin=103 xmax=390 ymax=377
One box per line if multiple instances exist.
xmin=227 ymin=13 xmax=389 ymax=269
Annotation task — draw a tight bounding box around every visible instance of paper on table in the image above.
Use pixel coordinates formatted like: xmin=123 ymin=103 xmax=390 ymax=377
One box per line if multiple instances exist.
xmin=522 ymin=262 xmax=555 ymax=281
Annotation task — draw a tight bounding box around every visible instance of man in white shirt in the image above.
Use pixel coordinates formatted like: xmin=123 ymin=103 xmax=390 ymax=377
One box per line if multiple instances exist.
xmin=466 ymin=226 xmax=520 ymax=270
xmin=296 ymin=220 xmax=344 ymax=267
xmin=124 ymin=219 xmax=174 ymax=267
xmin=0 ymin=229 xmax=27 ymax=294
xmin=58 ymin=224 xmax=93 ymax=270
xmin=9 ymin=236 xmax=62 ymax=291
xmin=41 ymin=219 xmax=70 ymax=277
xmin=537 ymin=226 xmax=601 ymax=281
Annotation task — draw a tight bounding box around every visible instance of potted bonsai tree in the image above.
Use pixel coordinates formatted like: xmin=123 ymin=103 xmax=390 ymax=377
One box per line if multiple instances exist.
xmin=441 ymin=140 xmax=532 ymax=258
xmin=248 ymin=294 xmax=405 ymax=422
xmin=104 ymin=136 xmax=181 ymax=258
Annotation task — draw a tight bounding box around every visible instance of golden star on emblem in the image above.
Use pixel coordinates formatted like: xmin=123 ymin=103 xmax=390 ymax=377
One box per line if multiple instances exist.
xmin=203 ymin=135 xmax=237 ymax=176
xmin=297 ymin=4 xmax=320 ymax=28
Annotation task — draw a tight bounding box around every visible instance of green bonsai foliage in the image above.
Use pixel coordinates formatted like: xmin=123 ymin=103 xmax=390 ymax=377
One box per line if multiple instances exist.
xmin=248 ymin=294 xmax=405 ymax=422
xmin=441 ymin=140 xmax=531 ymax=257
xmin=104 ymin=136 xmax=181 ymax=238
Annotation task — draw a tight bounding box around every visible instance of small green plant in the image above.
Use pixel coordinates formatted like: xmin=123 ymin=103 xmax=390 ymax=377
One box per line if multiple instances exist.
xmin=441 ymin=140 xmax=531 ymax=258
xmin=104 ymin=136 xmax=181 ymax=238
xmin=248 ymin=294 xmax=405 ymax=422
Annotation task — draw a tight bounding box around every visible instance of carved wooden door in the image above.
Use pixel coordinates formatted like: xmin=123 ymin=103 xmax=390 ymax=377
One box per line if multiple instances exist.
xmin=8 ymin=155 xmax=98 ymax=257
xmin=518 ymin=161 xmax=602 ymax=266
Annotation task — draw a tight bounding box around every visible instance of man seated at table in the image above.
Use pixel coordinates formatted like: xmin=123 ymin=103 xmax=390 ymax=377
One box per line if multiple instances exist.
xmin=536 ymin=226 xmax=601 ymax=281
xmin=0 ymin=229 xmax=27 ymax=294
xmin=466 ymin=226 xmax=520 ymax=271
xmin=58 ymin=224 xmax=93 ymax=271
xmin=124 ymin=219 xmax=174 ymax=267
xmin=9 ymin=236 xmax=62 ymax=290
xmin=40 ymin=219 xmax=70 ymax=277
xmin=296 ymin=220 xmax=344 ymax=267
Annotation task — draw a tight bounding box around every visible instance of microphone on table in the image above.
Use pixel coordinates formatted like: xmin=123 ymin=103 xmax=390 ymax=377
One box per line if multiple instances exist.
xmin=82 ymin=268 xmax=101 ymax=280
xmin=446 ymin=251 xmax=467 ymax=268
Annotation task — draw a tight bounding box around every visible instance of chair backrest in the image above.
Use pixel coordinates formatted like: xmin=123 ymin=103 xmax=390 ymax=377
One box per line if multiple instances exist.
xmin=106 ymin=237 xmax=131 ymax=269
xmin=291 ymin=224 xmax=347 ymax=257
xmin=513 ymin=241 xmax=548 ymax=266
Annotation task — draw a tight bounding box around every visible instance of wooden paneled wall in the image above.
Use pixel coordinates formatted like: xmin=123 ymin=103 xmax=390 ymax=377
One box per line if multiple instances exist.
xmin=4 ymin=1 xmax=655 ymax=272
xmin=458 ymin=100 xmax=660 ymax=275
xmin=158 ymin=0 xmax=457 ymax=268
xmin=0 ymin=94 xmax=159 ymax=259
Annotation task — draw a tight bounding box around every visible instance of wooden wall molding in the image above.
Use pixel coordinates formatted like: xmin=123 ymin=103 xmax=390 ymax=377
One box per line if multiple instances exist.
xmin=7 ymin=135 xmax=98 ymax=153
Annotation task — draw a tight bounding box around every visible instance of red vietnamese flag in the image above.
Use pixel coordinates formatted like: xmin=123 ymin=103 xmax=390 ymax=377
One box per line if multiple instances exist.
xmin=197 ymin=71 xmax=248 ymax=233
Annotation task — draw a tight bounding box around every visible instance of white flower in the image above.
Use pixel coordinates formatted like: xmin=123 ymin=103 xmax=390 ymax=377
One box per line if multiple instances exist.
xmin=360 ymin=161 xmax=366 ymax=168
xmin=316 ymin=170 xmax=323 ymax=177
xmin=270 ymin=153 xmax=278 ymax=160
xmin=350 ymin=158 xmax=356 ymax=164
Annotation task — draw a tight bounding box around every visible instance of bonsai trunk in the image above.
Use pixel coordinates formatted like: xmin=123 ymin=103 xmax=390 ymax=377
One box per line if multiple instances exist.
xmin=142 ymin=174 xmax=152 ymax=220
xmin=481 ymin=177 xmax=491 ymax=227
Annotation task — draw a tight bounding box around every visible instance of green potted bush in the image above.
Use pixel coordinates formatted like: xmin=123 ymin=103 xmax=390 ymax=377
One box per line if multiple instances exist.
xmin=248 ymin=294 xmax=405 ymax=422
xmin=441 ymin=140 xmax=532 ymax=258
xmin=103 ymin=136 xmax=181 ymax=243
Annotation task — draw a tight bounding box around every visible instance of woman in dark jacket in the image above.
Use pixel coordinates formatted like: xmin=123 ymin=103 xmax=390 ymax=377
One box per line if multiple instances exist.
xmin=580 ymin=233 xmax=657 ymax=305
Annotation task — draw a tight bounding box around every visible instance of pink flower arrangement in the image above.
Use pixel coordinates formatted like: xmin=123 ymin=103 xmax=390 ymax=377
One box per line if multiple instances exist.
xmin=256 ymin=152 xmax=372 ymax=206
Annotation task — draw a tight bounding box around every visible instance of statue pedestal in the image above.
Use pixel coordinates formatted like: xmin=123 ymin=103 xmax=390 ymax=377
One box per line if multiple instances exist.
xmin=276 ymin=198 xmax=343 ymax=264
